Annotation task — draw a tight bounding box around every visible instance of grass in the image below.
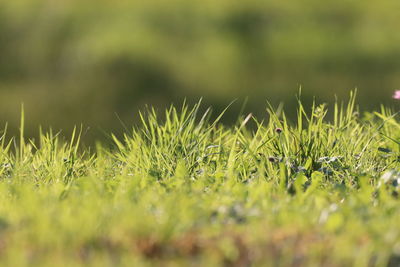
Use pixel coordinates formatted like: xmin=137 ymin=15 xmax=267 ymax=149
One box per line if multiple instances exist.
xmin=0 ymin=93 xmax=399 ymax=266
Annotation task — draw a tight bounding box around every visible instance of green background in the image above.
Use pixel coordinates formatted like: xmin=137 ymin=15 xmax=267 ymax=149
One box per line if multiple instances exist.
xmin=1 ymin=0 xmax=400 ymax=141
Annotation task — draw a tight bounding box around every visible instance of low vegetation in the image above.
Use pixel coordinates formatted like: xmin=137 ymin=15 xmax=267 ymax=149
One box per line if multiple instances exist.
xmin=0 ymin=93 xmax=399 ymax=266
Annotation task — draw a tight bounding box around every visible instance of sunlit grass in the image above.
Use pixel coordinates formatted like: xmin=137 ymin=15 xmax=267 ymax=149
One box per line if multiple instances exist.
xmin=0 ymin=93 xmax=399 ymax=266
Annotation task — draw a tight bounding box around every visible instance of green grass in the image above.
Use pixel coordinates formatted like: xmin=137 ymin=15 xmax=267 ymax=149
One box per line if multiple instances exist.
xmin=0 ymin=93 xmax=399 ymax=266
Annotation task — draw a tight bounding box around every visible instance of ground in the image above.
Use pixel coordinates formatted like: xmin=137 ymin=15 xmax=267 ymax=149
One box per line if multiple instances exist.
xmin=0 ymin=95 xmax=399 ymax=266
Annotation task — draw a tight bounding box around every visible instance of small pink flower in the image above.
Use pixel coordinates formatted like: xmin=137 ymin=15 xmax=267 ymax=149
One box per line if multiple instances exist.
xmin=393 ymin=90 xmax=400 ymax=100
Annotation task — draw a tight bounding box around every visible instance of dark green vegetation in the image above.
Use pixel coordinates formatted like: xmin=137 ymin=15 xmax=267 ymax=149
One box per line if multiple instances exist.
xmin=0 ymin=94 xmax=399 ymax=266
xmin=1 ymin=0 xmax=400 ymax=140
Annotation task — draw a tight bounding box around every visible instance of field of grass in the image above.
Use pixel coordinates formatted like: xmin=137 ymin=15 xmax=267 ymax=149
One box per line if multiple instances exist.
xmin=0 ymin=93 xmax=399 ymax=266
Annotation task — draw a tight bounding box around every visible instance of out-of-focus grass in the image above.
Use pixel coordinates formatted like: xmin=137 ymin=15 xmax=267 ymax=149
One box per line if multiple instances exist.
xmin=1 ymin=0 xmax=400 ymax=140
xmin=0 ymin=94 xmax=399 ymax=266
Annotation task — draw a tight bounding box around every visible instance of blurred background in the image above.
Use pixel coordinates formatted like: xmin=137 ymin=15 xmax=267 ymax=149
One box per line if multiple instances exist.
xmin=1 ymin=0 xmax=400 ymax=142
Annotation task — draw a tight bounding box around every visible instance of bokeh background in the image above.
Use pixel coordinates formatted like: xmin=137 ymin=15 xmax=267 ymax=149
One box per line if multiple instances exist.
xmin=1 ymin=0 xmax=400 ymax=142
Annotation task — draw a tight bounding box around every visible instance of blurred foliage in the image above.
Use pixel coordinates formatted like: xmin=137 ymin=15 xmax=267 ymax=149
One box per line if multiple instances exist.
xmin=1 ymin=0 xmax=400 ymax=141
